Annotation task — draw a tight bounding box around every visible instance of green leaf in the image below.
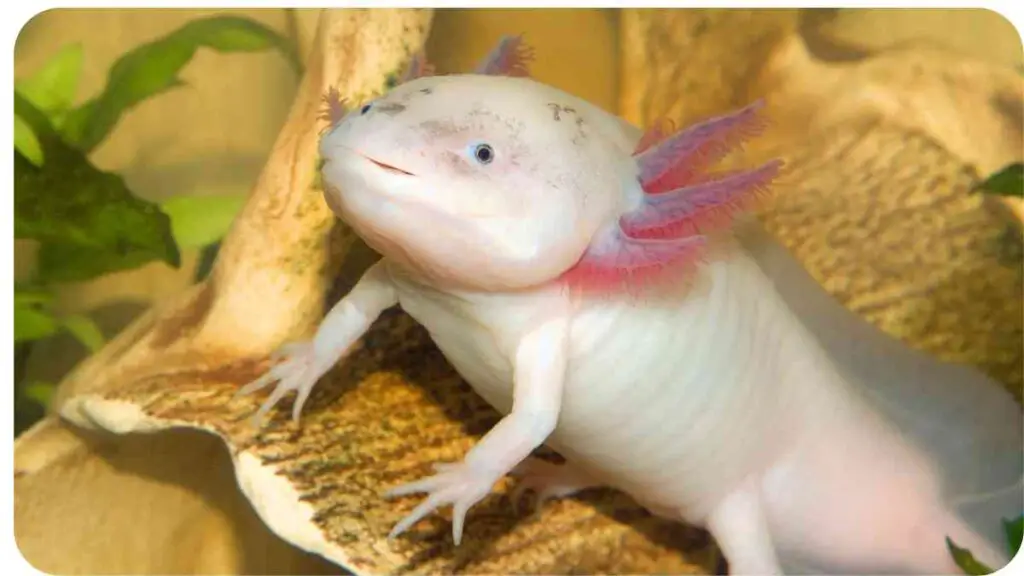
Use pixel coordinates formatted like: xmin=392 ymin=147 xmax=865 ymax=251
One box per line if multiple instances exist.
xmin=14 ymin=114 xmax=44 ymax=166
xmin=15 ymin=300 xmax=58 ymax=342
xmin=60 ymin=314 xmax=105 ymax=353
xmin=62 ymin=15 xmax=301 ymax=151
xmin=175 ymin=16 xmax=302 ymax=71
xmin=1004 ymin=515 xmax=1024 ymax=559
xmin=14 ymin=93 xmax=180 ymax=283
xmin=15 ymin=43 xmax=84 ymax=127
xmin=976 ymin=163 xmax=1024 ymax=198
xmin=160 ymin=193 xmax=247 ymax=249
xmin=34 ymin=234 xmax=179 ymax=284
xmin=14 ymin=287 xmax=53 ymax=307
xmin=947 ymin=537 xmax=995 ymax=575
xmin=22 ymin=381 xmax=57 ymax=407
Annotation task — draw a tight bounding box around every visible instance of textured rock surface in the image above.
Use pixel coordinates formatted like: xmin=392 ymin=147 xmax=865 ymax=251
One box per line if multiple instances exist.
xmin=60 ymin=309 xmax=720 ymax=574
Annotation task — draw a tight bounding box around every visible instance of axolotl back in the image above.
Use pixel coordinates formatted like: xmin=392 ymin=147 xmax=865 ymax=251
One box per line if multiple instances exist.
xmin=240 ymin=42 xmax=1023 ymax=575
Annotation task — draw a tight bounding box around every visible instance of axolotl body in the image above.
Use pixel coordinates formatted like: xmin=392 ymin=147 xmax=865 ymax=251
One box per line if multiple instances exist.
xmin=240 ymin=40 xmax=1023 ymax=574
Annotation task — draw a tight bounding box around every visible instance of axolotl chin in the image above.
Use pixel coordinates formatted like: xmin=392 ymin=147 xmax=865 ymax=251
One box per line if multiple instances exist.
xmin=239 ymin=39 xmax=1023 ymax=574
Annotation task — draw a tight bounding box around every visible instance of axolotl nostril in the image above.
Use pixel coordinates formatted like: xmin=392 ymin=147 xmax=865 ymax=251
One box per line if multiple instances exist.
xmin=239 ymin=35 xmax=1023 ymax=574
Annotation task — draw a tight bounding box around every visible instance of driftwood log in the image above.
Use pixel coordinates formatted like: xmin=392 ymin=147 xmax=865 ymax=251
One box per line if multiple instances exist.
xmin=15 ymin=8 xmax=1022 ymax=574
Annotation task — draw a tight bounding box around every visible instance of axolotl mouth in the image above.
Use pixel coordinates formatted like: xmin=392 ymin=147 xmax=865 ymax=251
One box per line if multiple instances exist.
xmin=329 ymin=144 xmax=415 ymax=176
xmin=360 ymin=152 xmax=415 ymax=176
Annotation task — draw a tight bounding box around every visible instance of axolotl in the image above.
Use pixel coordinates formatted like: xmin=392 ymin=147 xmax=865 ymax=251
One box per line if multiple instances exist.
xmin=239 ymin=38 xmax=1023 ymax=574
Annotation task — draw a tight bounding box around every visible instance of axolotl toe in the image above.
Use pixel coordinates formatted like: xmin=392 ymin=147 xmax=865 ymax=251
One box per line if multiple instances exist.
xmin=239 ymin=38 xmax=1023 ymax=574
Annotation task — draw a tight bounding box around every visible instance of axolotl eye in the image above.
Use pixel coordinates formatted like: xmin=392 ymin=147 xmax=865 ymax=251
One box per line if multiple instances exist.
xmin=467 ymin=142 xmax=495 ymax=165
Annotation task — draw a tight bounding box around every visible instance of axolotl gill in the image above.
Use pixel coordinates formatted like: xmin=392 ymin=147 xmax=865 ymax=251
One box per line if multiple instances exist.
xmin=239 ymin=37 xmax=1023 ymax=574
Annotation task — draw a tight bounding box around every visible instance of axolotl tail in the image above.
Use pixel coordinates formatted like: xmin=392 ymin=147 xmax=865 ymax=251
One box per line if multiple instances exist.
xmin=737 ymin=222 xmax=1023 ymax=571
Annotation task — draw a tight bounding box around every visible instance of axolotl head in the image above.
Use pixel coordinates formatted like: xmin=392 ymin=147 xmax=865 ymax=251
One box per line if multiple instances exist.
xmin=318 ymin=73 xmax=636 ymax=292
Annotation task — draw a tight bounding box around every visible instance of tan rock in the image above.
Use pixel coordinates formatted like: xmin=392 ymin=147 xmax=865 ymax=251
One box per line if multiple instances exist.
xmin=14 ymin=416 xmax=336 ymax=574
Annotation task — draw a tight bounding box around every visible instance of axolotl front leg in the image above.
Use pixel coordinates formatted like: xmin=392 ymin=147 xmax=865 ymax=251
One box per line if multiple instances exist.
xmin=238 ymin=260 xmax=572 ymax=545
xmin=236 ymin=261 xmax=398 ymax=425
xmin=385 ymin=304 xmax=571 ymax=544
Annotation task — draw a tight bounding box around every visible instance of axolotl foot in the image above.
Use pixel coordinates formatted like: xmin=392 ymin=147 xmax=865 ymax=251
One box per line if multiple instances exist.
xmin=509 ymin=457 xmax=600 ymax=517
xmin=385 ymin=461 xmax=504 ymax=545
xmin=235 ymin=341 xmax=330 ymax=426
xmin=509 ymin=458 xmax=686 ymax=522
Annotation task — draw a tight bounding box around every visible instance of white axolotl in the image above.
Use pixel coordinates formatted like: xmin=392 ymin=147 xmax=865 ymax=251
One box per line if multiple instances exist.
xmin=239 ymin=37 xmax=1023 ymax=574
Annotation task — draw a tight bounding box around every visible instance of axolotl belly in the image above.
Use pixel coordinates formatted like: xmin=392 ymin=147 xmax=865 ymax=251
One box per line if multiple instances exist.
xmin=239 ymin=38 xmax=1023 ymax=575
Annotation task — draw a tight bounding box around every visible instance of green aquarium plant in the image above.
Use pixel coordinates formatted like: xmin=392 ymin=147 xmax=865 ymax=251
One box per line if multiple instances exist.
xmin=975 ymin=162 xmax=1023 ymax=199
xmin=13 ymin=14 xmax=302 ymax=434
